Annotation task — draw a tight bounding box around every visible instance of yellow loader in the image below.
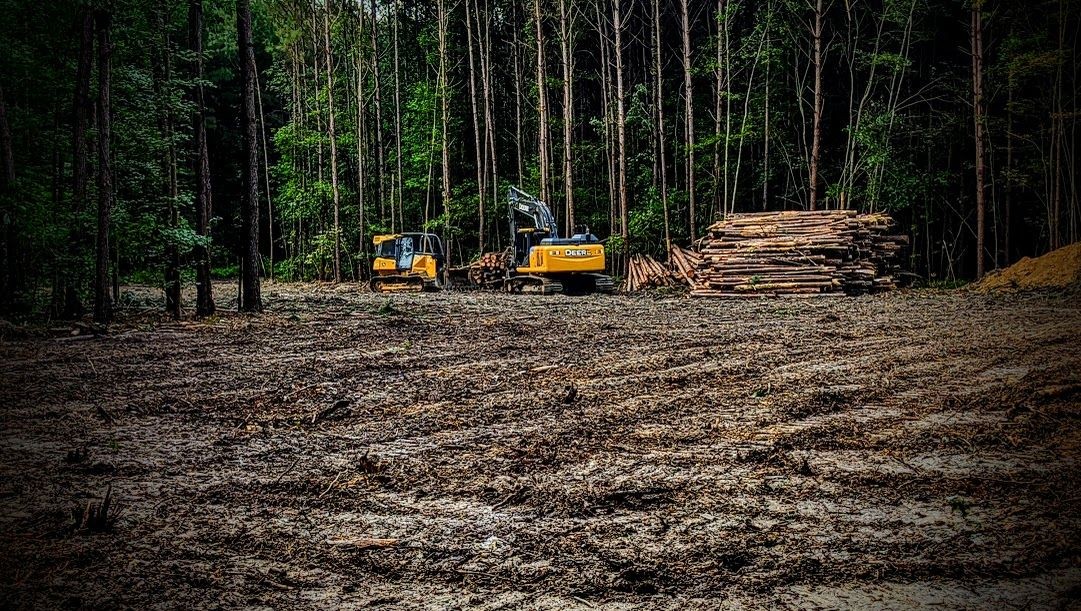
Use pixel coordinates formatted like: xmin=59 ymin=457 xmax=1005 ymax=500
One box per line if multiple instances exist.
xmin=370 ymin=233 xmax=446 ymax=292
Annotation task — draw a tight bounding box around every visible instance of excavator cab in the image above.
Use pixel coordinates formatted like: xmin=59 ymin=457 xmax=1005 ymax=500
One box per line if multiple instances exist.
xmin=370 ymin=233 xmax=445 ymax=292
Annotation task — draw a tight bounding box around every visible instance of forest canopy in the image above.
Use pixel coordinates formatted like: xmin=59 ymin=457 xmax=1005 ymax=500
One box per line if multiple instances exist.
xmin=0 ymin=0 xmax=1076 ymax=317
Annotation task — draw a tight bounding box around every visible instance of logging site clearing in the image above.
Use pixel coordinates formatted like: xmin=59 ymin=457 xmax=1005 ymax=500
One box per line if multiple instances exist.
xmin=2 ymin=283 xmax=1080 ymax=609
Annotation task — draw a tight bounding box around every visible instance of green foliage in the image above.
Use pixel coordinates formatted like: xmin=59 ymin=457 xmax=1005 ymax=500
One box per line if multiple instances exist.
xmin=0 ymin=0 xmax=1072 ymax=316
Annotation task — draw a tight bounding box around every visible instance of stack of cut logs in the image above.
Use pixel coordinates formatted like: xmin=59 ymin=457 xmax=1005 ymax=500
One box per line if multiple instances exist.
xmin=668 ymin=246 xmax=703 ymax=284
xmin=467 ymin=251 xmax=509 ymax=287
xmin=622 ymin=254 xmax=679 ymax=291
xmin=689 ymin=210 xmax=907 ymax=297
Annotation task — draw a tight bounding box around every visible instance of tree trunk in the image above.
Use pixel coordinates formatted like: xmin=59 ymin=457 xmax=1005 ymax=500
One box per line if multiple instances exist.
xmin=713 ymin=0 xmax=725 ymax=220
xmin=355 ymin=7 xmax=367 ymax=278
xmin=1050 ymin=0 xmax=1065 ymax=250
xmin=0 ymin=85 xmax=14 ymax=306
xmin=392 ymin=0 xmax=404 ymax=231
xmin=559 ymin=0 xmax=575 ymax=234
xmin=762 ymin=26 xmax=770 ymax=211
xmin=369 ymin=0 xmax=386 ymax=228
xmin=534 ymin=0 xmax=551 ymax=205
xmin=512 ymin=1 xmax=525 ymax=184
xmin=190 ymin=0 xmax=215 ymax=317
xmin=465 ymin=0 xmax=485 ymax=247
xmin=809 ymin=0 xmax=824 ymax=211
xmin=157 ymin=1 xmax=181 ymax=319
xmin=680 ymin=0 xmax=696 ymax=241
xmin=438 ymin=0 xmax=452 ymax=268
xmin=65 ymin=7 xmax=95 ymax=319
xmin=477 ymin=0 xmax=498 ymax=250
xmin=595 ymin=1 xmax=616 ymax=233
xmin=323 ymin=2 xmax=342 ymax=282
xmin=255 ymin=70 xmax=274 ymax=281
xmin=971 ymin=2 xmax=986 ymax=278
xmin=0 ymin=86 xmax=12 ymax=192
xmin=237 ymin=0 xmax=262 ymax=311
xmin=94 ymin=9 xmax=113 ymax=324
xmin=613 ymin=0 xmax=628 ymax=263
xmin=1004 ymin=66 xmax=1012 ymax=265
xmin=652 ymin=0 xmax=670 ymax=250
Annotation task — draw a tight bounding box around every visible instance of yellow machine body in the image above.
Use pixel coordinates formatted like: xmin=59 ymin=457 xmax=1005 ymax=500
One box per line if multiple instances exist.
xmin=515 ymin=239 xmax=606 ymax=275
xmin=370 ymin=233 xmax=445 ymax=292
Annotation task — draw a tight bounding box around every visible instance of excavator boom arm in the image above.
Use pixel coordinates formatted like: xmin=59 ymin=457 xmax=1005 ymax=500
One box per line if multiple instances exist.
xmin=508 ymin=187 xmax=559 ymax=239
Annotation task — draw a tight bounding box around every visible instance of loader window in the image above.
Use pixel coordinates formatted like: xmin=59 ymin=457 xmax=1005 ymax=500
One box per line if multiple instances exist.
xmin=376 ymin=239 xmax=397 ymax=259
xmin=397 ymin=237 xmax=414 ymax=270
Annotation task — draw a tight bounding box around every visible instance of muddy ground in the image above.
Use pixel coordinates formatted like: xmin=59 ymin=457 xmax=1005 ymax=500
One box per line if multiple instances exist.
xmin=1 ymin=283 xmax=1080 ymax=609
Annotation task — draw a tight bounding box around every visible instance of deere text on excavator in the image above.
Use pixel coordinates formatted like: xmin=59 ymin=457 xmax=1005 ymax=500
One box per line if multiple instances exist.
xmin=503 ymin=187 xmax=614 ymax=294
xmin=370 ymin=232 xmax=445 ymax=292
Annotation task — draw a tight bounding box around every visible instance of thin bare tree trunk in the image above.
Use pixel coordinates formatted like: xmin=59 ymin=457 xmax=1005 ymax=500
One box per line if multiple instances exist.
xmin=477 ymin=0 xmax=498 ymax=250
xmin=763 ymin=21 xmax=771 ymax=211
xmin=465 ymin=0 xmax=485 ymax=247
xmin=369 ymin=0 xmax=386 ymax=228
xmin=680 ymin=0 xmax=696 ymax=240
xmin=65 ymin=7 xmax=95 ymax=318
xmin=653 ymin=0 xmax=671 ymax=250
xmin=596 ymin=2 xmax=616 ymax=233
xmin=512 ymin=2 xmax=525 ymax=184
xmin=1004 ymin=71 xmax=1012 ymax=263
xmin=94 ymin=8 xmax=113 ymax=324
xmin=534 ymin=0 xmax=551 ymax=205
xmin=714 ymin=0 xmax=725 ymax=220
xmin=728 ymin=15 xmax=767 ymax=216
xmin=0 ymin=87 xmax=12 ymax=192
xmin=237 ymin=0 xmax=262 ymax=311
xmin=971 ymin=2 xmax=986 ymax=278
xmin=190 ymin=0 xmax=214 ymax=316
xmin=613 ymin=0 xmax=628 ymax=262
xmin=156 ymin=1 xmax=181 ymax=318
xmin=255 ymin=70 xmax=274 ymax=281
xmin=438 ymin=0 xmax=452 ymax=268
xmin=323 ymin=1 xmax=342 ymax=282
xmin=809 ymin=0 xmax=824 ymax=211
xmin=1050 ymin=0 xmax=1065 ymax=250
xmin=392 ymin=0 xmax=404 ymax=231
xmin=355 ymin=7 xmax=367 ymax=278
xmin=0 ymin=85 xmax=13 ymax=305
xmin=559 ymin=0 xmax=576 ymax=234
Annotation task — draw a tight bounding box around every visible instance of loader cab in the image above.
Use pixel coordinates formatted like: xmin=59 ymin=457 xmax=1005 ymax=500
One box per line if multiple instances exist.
xmin=372 ymin=233 xmax=445 ymax=275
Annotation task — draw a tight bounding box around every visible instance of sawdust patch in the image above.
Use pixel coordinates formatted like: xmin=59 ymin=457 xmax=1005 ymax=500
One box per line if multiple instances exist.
xmin=975 ymin=242 xmax=1081 ymax=293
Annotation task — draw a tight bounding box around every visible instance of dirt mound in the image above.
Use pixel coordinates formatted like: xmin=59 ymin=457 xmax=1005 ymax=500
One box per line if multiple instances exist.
xmin=976 ymin=242 xmax=1081 ymax=293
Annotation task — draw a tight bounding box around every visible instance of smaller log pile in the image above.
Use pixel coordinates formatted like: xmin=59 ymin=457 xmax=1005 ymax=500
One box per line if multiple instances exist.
xmin=467 ymin=251 xmax=509 ymax=287
xmin=668 ymin=245 xmax=702 ymax=285
xmin=622 ymin=254 xmax=681 ymax=291
xmin=690 ymin=210 xmax=907 ymax=297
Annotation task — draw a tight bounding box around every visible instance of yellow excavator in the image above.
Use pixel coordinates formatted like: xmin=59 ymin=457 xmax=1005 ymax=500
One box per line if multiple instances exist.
xmin=370 ymin=232 xmax=446 ymax=292
xmin=504 ymin=187 xmax=614 ymax=294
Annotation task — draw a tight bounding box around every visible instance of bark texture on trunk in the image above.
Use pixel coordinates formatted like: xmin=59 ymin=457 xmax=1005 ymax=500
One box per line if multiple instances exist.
xmin=680 ymin=0 xmax=696 ymax=241
xmin=971 ymin=3 xmax=986 ymax=278
xmin=237 ymin=0 xmax=262 ymax=311
xmin=190 ymin=0 xmax=215 ymax=316
xmin=809 ymin=0 xmax=824 ymax=211
xmin=323 ymin=2 xmax=341 ymax=282
xmin=94 ymin=8 xmax=113 ymax=324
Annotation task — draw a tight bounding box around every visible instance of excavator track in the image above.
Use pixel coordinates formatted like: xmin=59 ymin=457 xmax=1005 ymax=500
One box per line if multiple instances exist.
xmin=585 ymin=273 xmax=615 ymax=294
xmin=505 ymin=275 xmax=563 ymax=295
xmin=556 ymin=273 xmax=615 ymax=295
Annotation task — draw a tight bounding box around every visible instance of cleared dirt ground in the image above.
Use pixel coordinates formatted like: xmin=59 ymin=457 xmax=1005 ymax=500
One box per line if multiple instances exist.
xmin=1 ymin=283 xmax=1080 ymax=609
